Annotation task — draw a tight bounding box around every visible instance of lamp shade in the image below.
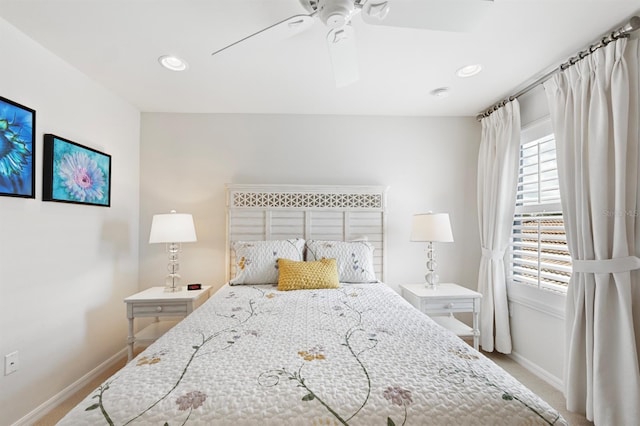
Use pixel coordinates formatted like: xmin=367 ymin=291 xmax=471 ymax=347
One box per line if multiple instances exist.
xmin=410 ymin=213 xmax=454 ymax=242
xmin=149 ymin=210 xmax=197 ymax=243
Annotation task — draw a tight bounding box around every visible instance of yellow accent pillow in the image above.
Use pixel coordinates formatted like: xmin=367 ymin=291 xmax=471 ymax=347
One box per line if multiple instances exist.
xmin=277 ymin=258 xmax=340 ymax=291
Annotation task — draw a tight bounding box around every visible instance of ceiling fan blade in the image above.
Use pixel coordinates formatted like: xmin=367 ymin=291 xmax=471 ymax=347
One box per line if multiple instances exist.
xmin=212 ymin=14 xmax=315 ymax=57
xmin=326 ymin=25 xmax=359 ymax=87
xmin=361 ymin=0 xmax=493 ymax=32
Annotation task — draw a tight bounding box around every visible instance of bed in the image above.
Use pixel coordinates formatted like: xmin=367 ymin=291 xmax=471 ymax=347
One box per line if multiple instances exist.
xmin=58 ymin=184 xmax=566 ymax=425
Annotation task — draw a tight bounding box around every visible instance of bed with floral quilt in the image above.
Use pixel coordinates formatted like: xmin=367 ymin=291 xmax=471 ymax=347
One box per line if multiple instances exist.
xmin=58 ymin=281 xmax=566 ymax=426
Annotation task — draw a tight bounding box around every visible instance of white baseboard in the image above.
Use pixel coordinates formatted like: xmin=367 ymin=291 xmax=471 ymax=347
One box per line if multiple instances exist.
xmin=509 ymin=350 xmax=564 ymax=392
xmin=12 ymin=348 xmax=127 ymax=426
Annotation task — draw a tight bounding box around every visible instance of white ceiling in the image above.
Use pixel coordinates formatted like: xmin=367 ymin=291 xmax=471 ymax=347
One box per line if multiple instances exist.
xmin=1 ymin=0 xmax=639 ymax=117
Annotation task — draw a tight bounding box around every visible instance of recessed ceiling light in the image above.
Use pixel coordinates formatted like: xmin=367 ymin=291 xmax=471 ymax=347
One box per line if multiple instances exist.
xmin=430 ymin=87 xmax=450 ymax=98
xmin=456 ymin=64 xmax=482 ymax=78
xmin=158 ymin=55 xmax=188 ymax=71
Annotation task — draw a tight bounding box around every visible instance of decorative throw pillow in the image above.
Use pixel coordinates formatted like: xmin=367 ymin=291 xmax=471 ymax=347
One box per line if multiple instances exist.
xmin=305 ymin=240 xmax=377 ymax=283
xmin=277 ymin=258 xmax=340 ymax=291
xmin=230 ymin=239 xmax=305 ymax=285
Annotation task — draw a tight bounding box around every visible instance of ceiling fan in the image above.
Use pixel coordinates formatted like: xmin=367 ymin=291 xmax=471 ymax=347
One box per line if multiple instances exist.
xmin=211 ymin=0 xmax=493 ymax=87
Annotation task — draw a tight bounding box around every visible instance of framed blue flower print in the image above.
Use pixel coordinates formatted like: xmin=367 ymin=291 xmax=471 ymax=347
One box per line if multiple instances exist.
xmin=43 ymin=134 xmax=111 ymax=207
xmin=0 ymin=96 xmax=36 ymax=198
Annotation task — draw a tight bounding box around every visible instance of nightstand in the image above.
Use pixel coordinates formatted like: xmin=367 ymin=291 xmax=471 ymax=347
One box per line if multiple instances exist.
xmin=400 ymin=283 xmax=482 ymax=350
xmin=124 ymin=286 xmax=211 ymax=361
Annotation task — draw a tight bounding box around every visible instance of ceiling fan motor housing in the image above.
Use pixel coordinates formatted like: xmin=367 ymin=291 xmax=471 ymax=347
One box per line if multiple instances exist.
xmin=317 ymin=0 xmax=355 ymax=28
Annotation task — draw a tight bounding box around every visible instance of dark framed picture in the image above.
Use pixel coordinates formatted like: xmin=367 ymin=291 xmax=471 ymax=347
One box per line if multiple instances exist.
xmin=43 ymin=134 xmax=111 ymax=207
xmin=0 ymin=96 xmax=36 ymax=198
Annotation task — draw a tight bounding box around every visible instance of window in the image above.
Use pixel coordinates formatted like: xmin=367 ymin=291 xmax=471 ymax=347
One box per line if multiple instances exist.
xmin=509 ymin=126 xmax=572 ymax=292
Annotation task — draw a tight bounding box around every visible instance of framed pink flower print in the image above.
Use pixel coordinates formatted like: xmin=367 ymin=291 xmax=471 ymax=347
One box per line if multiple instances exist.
xmin=42 ymin=134 xmax=111 ymax=207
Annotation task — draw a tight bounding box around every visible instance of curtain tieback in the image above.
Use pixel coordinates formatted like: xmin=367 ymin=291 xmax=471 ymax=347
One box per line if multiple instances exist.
xmin=572 ymin=256 xmax=640 ymax=274
xmin=481 ymin=247 xmax=505 ymax=260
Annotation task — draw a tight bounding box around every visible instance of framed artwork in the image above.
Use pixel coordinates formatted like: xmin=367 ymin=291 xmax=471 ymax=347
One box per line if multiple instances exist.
xmin=0 ymin=96 xmax=36 ymax=198
xmin=43 ymin=134 xmax=111 ymax=207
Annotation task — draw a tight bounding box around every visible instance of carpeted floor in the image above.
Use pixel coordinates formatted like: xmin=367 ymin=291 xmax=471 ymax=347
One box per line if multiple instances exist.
xmin=483 ymin=351 xmax=593 ymax=425
xmin=33 ymin=348 xmax=592 ymax=425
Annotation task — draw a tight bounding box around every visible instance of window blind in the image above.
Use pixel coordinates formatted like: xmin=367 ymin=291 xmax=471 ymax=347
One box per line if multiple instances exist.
xmin=510 ymin=134 xmax=571 ymax=292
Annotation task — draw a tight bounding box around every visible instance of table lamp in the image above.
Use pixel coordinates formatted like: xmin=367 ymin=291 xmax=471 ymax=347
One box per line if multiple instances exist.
xmin=410 ymin=212 xmax=454 ymax=289
xmin=149 ymin=210 xmax=197 ymax=292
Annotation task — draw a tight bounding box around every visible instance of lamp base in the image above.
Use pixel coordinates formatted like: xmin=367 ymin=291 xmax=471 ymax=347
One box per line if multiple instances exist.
xmin=164 ymin=273 xmax=182 ymax=293
xmin=164 ymin=242 xmax=182 ymax=292
xmin=425 ymin=271 xmax=440 ymax=290
xmin=424 ymin=241 xmax=439 ymax=290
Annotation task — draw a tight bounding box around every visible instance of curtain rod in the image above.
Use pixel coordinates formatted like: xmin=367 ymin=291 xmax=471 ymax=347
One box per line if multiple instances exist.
xmin=476 ymin=15 xmax=640 ymax=121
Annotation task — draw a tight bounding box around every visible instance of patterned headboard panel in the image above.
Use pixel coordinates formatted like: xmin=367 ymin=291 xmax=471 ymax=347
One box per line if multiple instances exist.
xmin=225 ymin=184 xmax=388 ymax=282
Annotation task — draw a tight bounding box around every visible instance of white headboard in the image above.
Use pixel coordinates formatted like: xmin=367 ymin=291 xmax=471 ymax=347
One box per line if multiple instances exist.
xmin=225 ymin=184 xmax=388 ymax=282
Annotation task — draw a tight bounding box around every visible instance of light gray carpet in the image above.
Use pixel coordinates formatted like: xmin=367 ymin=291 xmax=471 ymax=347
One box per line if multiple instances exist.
xmin=485 ymin=351 xmax=592 ymax=425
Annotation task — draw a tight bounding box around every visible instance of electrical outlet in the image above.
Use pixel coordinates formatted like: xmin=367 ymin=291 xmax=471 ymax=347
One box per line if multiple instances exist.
xmin=4 ymin=351 xmax=19 ymax=375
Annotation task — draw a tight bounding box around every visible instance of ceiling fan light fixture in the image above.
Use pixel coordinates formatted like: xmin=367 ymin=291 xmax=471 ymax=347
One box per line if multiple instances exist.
xmin=456 ymin=64 xmax=482 ymax=78
xmin=159 ymin=55 xmax=188 ymax=71
xmin=318 ymin=0 xmax=355 ymax=28
xmin=326 ymin=13 xmax=347 ymax=28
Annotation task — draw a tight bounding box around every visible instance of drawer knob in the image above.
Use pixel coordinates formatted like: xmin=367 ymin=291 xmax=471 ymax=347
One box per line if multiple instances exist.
xmin=447 ymin=303 xmax=454 ymax=309
xmin=156 ymin=306 xmax=163 ymax=312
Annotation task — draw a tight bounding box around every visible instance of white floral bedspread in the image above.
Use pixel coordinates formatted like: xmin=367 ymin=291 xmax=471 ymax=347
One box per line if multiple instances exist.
xmin=58 ymin=283 xmax=566 ymax=425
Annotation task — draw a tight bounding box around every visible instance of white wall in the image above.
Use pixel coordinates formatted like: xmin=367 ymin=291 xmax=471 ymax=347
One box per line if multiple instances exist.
xmin=0 ymin=17 xmax=140 ymax=425
xmin=139 ymin=113 xmax=481 ymax=296
xmin=508 ymin=283 xmax=566 ymax=387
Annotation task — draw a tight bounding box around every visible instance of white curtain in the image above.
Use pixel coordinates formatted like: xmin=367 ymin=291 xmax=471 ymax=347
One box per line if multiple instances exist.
xmin=544 ymin=38 xmax=640 ymax=425
xmin=477 ymin=99 xmax=521 ymax=353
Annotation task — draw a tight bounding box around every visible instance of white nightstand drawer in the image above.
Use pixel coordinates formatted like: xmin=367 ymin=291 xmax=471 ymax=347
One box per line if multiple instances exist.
xmin=422 ymin=299 xmax=474 ymax=313
xmin=132 ymin=303 xmax=188 ymax=316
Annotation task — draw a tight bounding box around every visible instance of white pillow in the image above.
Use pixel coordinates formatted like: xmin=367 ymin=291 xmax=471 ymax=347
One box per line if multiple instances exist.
xmin=230 ymin=239 xmax=305 ymax=285
xmin=305 ymin=240 xmax=377 ymax=283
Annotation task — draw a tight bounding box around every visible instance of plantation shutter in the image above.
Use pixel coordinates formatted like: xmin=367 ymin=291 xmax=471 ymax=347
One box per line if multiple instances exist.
xmin=510 ymin=133 xmax=571 ymax=291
